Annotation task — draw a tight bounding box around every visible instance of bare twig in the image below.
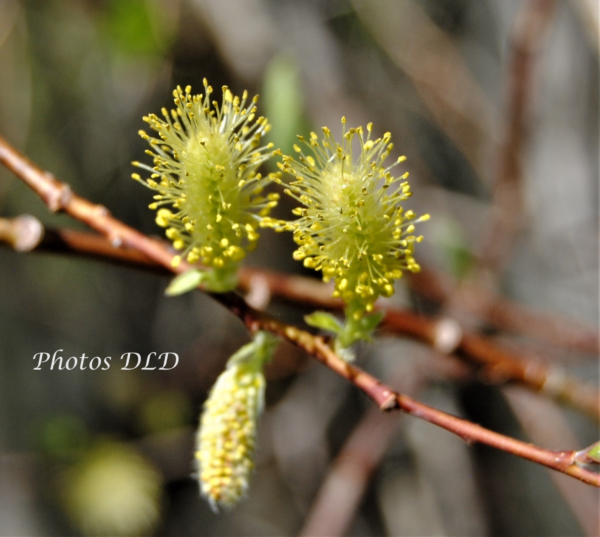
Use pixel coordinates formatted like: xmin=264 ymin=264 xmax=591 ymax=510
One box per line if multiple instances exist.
xmin=467 ymin=0 xmax=558 ymax=284
xmin=2 ymin=219 xmax=598 ymax=419
xmin=409 ymin=268 xmax=599 ymax=356
xmin=9 ymin=221 xmax=596 ymax=357
xmin=1 ymin=133 xmax=599 ymax=486
xmin=238 ymin=299 xmax=600 ymax=487
xmin=503 ymin=387 xmax=600 ymax=537
xmin=300 ymin=406 xmax=403 ymax=537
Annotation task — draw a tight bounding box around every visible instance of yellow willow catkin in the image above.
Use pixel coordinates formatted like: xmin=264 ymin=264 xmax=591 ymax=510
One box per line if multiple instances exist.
xmin=194 ymin=333 xmax=276 ymax=511
xmin=133 ymin=80 xmax=279 ymax=289
xmin=264 ymin=119 xmax=429 ymax=320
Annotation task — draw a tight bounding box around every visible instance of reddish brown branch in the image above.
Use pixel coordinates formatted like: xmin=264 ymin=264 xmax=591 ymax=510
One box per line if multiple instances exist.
xmin=0 ymin=135 xmax=187 ymax=276
xmin=392 ymin=390 xmax=596 ymax=485
xmin=300 ymin=407 xmax=403 ymax=537
xmin=409 ymin=268 xmax=599 ymax=356
xmin=216 ymin=291 xmax=600 ymax=487
xmin=1 ymin=133 xmax=598 ymax=487
xmin=40 ymin=226 xmax=163 ymax=273
xmin=6 ymin=221 xmax=596 ymax=357
xmin=477 ymin=0 xmax=558 ymax=276
xmin=1 ymin=219 xmax=598 ymax=419
xmin=503 ymin=387 xmax=600 ymax=537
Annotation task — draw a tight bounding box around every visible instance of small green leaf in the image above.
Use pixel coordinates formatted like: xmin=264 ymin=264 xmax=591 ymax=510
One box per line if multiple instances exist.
xmin=226 ymin=331 xmax=279 ymax=370
xmin=304 ymin=311 xmax=343 ymax=334
xmin=359 ymin=311 xmax=385 ymax=334
xmin=586 ymin=442 xmax=600 ymax=463
xmin=254 ymin=331 xmax=280 ymax=365
xmin=338 ymin=310 xmax=385 ymax=348
xmin=165 ymin=270 xmax=205 ymax=296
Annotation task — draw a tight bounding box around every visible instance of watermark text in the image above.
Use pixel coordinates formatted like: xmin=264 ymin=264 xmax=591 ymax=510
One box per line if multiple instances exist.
xmin=33 ymin=350 xmax=179 ymax=371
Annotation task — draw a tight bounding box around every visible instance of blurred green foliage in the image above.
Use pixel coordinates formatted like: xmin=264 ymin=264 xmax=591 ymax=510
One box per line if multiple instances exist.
xmin=37 ymin=414 xmax=89 ymax=462
xmin=101 ymin=0 xmax=172 ymax=58
xmin=262 ymin=54 xmax=307 ymax=159
xmin=139 ymin=390 xmax=192 ymax=435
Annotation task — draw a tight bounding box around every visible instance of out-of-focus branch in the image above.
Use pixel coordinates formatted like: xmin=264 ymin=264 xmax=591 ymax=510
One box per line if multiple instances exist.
xmin=409 ymin=268 xmax=599 ymax=356
xmin=473 ymin=0 xmax=558 ymax=279
xmin=352 ymin=0 xmax=495 ymax=180
xmin=571 ymin=0 xmax=600 ymax=55
xmin=1 ymin=219 xmax=598 ymax=419
xmin=1 ymin=133 xmax=599 ymax=487
xmin=6 ymin=219 xmax=595 ymax=357
xmin=383 ymin=311 xmax=599 ymax=420
xmin=300 ymin=406 xmax=403 ymax=537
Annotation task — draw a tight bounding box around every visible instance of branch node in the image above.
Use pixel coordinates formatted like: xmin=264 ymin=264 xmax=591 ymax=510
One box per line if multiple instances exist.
xmin=380 ymin=393 xmax=399 ymax=411
xmin=0 ymin=215 xmax=44 ymax=252
xmin=434 ymin=318 xmax=462 ymax=354
xmin=47 ymin=181 xmax=72 ymax=212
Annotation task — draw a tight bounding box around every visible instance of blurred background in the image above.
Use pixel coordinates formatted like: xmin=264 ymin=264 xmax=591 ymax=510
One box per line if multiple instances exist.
xmin=0 ymin=0 xmax=598 ymax=535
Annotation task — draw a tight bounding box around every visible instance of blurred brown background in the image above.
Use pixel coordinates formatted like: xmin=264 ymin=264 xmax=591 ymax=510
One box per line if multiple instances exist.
xmin=0 ymin=0 xmax=598 ymax=535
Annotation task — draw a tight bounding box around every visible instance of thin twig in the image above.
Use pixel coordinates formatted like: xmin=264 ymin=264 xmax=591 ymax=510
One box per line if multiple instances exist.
xmin=9 ymin=220 xmax=596 ymax=357
xmin=502 ymin=387 xmax=600 ymax=537
xmin=237 ymin=268 xmax=599 ymax=420
xmin=467 ymin=0 xmax=558 ymax=282
xmin=229 ymin=297 xmax=600 ymax=487
xmin=409 ymin=268 xmax=599 ymax=356
xmin=299 ymin=406 xmax=403 ymax=537
xmin=0 ymin=134 xmax=598 ymax=487
xmin=2 ymin=219 xmax=598 ymax=419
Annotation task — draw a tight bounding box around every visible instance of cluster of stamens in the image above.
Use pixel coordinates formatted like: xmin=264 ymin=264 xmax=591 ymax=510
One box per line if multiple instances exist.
xmin=264 ymin=118 xmax=429 ymax=318
xmin=132 ymin=80 xmax=279 ymax=276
